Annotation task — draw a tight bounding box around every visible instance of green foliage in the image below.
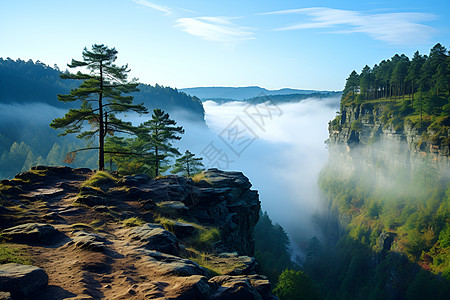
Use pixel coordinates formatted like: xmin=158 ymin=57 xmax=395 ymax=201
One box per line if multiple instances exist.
xmin=106 ymin=109 xmax=184 ymax=177
xmin=171 ymin=150 xmax=204 ymax=177
xmin=254 ymin=211 xmax=294 ymax=283
xmin=50 ymin=44 xmax=148 ymax=170
xmin=273 ymin=269 xmax=320 ymax=300
xmin=350 ymin=120 xmax=362 ymax=131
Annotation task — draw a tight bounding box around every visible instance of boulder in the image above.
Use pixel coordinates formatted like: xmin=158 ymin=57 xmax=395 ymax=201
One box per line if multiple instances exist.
xmin=169 ymin=221 xmax=198 ymax=238
xmin=126 ymin=224 xmax=181 ymax=256
xmin=73 ymin=195 xmax=109 ymax=207
xmin=134 ymin=249 xmax=208 ymax=277
xmin=0 ymin=263 xmax=48 ymax=297
xmin=217 ymin=253 xmax=258 ymax=275
xmin=157 ymin=201 xmax=189 ymax=217
xmin=119 ymin=174 xmax=151 ymax=186
xmin=141 ymin=199 xmax=157 ymax=210
xmin=1 ymin=223 xmax=59 ymax=244
xmin=209 ymin=275 xmax=273 ymax=300
xmin=203 ymin=169 xmax=252 ymax=189
xmin=378 ymin=232 xmax=397 ymax=253
xmin=67 ymin=231 xmax=110 ymax=252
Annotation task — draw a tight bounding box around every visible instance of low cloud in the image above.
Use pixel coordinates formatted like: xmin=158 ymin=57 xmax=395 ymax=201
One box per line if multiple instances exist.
xmin=175 ymin=17 xmax=254 ymax=45
xmin=263 ymin=7 xmax=436 ymax=45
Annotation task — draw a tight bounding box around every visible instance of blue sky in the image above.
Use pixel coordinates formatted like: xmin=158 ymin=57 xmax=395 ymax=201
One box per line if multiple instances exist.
xmin=1 ymin=0 xmax=449 ymax=90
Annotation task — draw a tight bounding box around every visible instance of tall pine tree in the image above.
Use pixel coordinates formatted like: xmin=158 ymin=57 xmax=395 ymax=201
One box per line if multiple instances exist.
xmin=171 ymin=150 xmax=204 ymax=177
xmin=138 ymin=109 xmax=184 ymax=177
xmin=50 ymin=44 xmax=147 ymax=170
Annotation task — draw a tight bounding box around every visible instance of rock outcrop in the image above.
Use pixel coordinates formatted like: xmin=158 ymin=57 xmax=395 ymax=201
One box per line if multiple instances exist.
xmin=0 ymin=166 xmax=272 ymax=299
xmin=328 ymin=104 xmax=449 ymax=167
xmin=0 ymin=263 xmax=48 ymax=298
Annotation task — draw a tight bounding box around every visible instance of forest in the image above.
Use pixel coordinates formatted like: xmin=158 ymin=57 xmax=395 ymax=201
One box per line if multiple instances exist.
xmin=300 ymin=43 xmax=450 ymax=299
xmin=0 ymin=58 xmax=205 ymax=179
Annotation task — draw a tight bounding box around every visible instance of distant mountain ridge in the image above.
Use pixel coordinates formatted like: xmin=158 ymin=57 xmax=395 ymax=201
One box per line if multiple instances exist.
xmin=180 ymin=86 xmax=338 ymax=100
xmin=0 ymin=58 xmax=205 ymax=122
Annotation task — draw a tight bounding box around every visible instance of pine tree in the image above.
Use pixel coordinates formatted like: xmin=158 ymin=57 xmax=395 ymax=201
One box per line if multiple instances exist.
xmin=138 ymin=109 xmax=184 ymax=177
xmin=171 ymin=150 xmax=204 ymax=177
xmin=50 ymin=44 xmax=147 ymax=170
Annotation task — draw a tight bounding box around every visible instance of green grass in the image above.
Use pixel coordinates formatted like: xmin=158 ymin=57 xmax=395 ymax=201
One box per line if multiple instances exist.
xmin=187 ymin=248 xmax=247 ymax=276
xmin=122 ymin=217 xmax=146 ymax=227
xmin=155 ymin=216 xmax=220 ymax=251
xmin=81 ymin=171 xmax=118 ymax=191
xmin=0 ymin=244 xmax=31 ymax=265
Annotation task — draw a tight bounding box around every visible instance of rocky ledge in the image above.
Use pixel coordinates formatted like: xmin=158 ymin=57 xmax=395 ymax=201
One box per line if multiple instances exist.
xmin=0 ymin=166 xmax=274 ymax=299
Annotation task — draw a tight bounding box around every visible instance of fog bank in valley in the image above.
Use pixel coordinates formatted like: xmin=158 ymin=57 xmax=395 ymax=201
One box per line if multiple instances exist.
xmin=176 ymin=97 xmax=340 ymax=256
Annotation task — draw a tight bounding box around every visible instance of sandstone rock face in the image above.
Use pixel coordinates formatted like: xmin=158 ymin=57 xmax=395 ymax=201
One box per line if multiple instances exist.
xmin=1 ymin=223 xmax=59 ymax=244
xmin=120 ymin=169 xmax=260 ymax=256
xmin=126 ymin=223 xmax=181 ymax=256
xmin=329 ymin=105 xmax=449 ymax=168
xmin=209 ymin=275 xmax=275 ymax=300
xmin=0 ymin=263 xmax=48 ymax=297
xmin=0 ymin=167 xmax=273 ymax=299
xmin=67 ymin=231 xmax=110 ymax=252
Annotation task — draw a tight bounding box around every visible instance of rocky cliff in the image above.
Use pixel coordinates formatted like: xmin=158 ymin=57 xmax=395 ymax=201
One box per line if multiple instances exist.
xmin=328 ymin=103 xmax=449 ymax=171
xmin=0 ymin=166 xmax=274 ymax=299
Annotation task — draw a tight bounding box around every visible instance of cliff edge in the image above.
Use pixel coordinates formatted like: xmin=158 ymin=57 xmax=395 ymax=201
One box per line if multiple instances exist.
xmin=0 ymin=166 xmax=275 ymax=299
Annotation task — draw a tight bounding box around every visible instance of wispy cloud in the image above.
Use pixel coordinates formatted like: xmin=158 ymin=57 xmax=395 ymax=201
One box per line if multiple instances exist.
xmin=175 ymin=17 xmax=254 ymax=44
xmin=132 ymin=0 xmax=172 ymax=15
xmin=263 ymin=7 xmax=436 ymax=44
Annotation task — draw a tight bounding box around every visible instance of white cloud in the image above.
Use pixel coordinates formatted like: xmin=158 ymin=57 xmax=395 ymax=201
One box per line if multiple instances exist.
xmin=132 ymin=0 xmax=172 ymax=15
xmin=263 ymin=7 xmax=436 ymax=45
xmin=175 ymin=17 xmax=254 ymax=44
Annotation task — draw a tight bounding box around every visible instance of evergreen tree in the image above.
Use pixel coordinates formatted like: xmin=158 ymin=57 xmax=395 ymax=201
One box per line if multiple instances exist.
xmin=306 ymin=236 xmax=323 ymax=266
xmin=50 ymin=44 xmax=147 ymax=170
xmin=138 ymin=109 xmax=184 ymax=177
xmin=406 ymin=51 xmax=426 ymax=107
xmin=171 ymin=150 xmax=204 ymax=177
xmin=343 ymin=70 xmax=359 ymax=99
xmin=273 ymin=269 xmax=320 ymax=300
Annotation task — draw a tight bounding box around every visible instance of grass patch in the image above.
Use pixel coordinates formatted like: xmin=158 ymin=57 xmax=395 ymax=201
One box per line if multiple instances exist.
xmin=81 ymin=171 xmax=118 ymax=191
xmin=191 ymin=172 xmax=212 ymax=184
xmin=155 ymin=216 xmax=220 ymax=251
xmin=155 ymin=216 xmax=177 ymax=231
xmin=122 ymin=217 xmax=146 ymax=227
xmin=187 ymin=249 xmax=221 ymax=276
xmin=187 ymin=248 xmax=247 ymax=276
xmin=0 ymin=243 xmax=31 ymax=265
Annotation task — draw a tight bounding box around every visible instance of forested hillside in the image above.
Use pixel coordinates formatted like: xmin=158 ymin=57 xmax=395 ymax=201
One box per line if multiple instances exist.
xmin=309 ymin=43 xmax=450 ymax=299
xmin=0 ymin=58 xmax=205 ymax=178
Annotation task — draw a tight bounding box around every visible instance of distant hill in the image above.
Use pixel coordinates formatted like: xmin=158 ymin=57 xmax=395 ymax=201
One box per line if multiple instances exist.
xmin=180 ymin=86 xmax=337 ymax=100
xmin=0 ymin=58 xmax=205 ymax=122
xmin=0 ymin=58 xmax=205 ymax=178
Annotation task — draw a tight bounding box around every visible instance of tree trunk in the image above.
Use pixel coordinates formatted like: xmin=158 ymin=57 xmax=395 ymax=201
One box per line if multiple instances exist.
xmin=155 ymin=126 xmax=159 ymax=177
xmin=98 ymin=61 xmax=105 ymax=171
xmin=411 ymin=82 xmax=414 ymax=108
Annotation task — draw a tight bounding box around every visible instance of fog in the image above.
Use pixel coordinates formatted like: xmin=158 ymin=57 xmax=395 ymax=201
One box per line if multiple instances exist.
xmin=0 ymin=98 xmax=341 ymax=257
xmin=174 ymin=97 xmax=340 ymax=257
